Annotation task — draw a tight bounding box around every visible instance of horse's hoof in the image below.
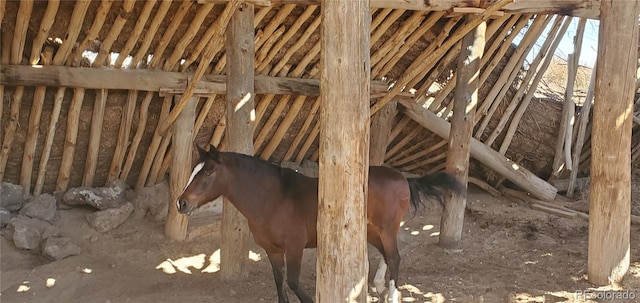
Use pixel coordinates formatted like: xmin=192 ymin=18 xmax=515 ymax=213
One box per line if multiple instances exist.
xmin=386 ymin=280 xmax=399 ymax=303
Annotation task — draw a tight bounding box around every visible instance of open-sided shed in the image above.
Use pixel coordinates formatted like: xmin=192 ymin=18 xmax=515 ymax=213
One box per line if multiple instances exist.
xmin=1 ymin=0 xmax=638 ymax=301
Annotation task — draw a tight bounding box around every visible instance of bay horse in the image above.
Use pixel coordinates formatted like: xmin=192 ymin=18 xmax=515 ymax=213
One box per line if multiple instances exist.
xmin=177 ymin=145 xmax=464 ymax=303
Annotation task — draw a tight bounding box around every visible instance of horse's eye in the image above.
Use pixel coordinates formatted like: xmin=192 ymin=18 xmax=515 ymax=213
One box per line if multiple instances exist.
xmin=204 ymin=170 xmax=214 ymax=176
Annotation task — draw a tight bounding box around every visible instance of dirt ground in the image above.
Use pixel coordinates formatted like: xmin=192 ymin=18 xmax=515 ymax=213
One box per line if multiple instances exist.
xmin=1 ymin=185 xmax=639 ymax=303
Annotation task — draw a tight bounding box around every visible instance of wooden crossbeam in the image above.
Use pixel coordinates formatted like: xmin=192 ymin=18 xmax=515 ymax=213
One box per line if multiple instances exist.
xmin=204 ymin=0 xmax=599 ymax=18
xmin=1 ymin=64 xmax=390 ymax=97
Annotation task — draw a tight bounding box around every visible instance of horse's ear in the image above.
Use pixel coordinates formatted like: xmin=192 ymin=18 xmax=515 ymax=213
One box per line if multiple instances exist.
xmin=208 ymin=144 xmax=221 ymax=162
xmin=195 ymin=144 xmax=208 ymax=158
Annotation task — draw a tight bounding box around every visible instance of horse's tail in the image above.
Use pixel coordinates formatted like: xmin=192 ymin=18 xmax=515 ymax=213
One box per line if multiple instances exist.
xmin=407 ymin=171 xmax=465 ymax=214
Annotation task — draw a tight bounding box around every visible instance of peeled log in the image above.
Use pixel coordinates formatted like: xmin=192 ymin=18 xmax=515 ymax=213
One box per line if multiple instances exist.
xmin=399 ymin=99 xmax=557 ymax=201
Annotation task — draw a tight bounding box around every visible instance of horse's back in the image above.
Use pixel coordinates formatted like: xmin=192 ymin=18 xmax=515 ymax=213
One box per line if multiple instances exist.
xmin=369 ymin=166 xmax=409 ymax=194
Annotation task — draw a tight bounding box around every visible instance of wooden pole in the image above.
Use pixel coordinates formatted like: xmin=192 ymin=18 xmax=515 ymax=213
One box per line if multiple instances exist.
xmin=588 ymin=0 xmax=637 ymax=286
xmin=82 ymin=89 xmax=107 ymax=187
xmin=20 ymin=0 xmax=58 ymax=195
xmin=567 ymin=63 xmax=596 ymax=196
xmin=317 ymin=0 xmax=370 ymax=302
xmin=165 ymin=96 xmax=196 ymax=241
xmin=0 ymin=0 xmax=32 ymax=182
xmin=551 ymin=18 xmax=586 ymax=178
xmin=439 ymin=20 xmax=485 ymax=249
xmin=55 ymin=88 xmax=84 ymax=192
xmin=220 ymin=2 xmax=254 ymax=280
xmin=369 ymin=101 xmax=397 ymax=165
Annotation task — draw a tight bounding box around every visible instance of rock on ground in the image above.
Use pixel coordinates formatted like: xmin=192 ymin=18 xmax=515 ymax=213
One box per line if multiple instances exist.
xmin=1 ymin=182 xmax=24 ymax=211
xmin=130 ymin=181 xmax=169 ymax=222
xmin=5 ymin=215 xmax=57 ymax=250
xmin=86 ymin=202 xmax=134 ymax=233
xmin=41 ymin=237 xmax=81 ymax=260
xmin=1 ymin=207 xmax=11 ymax=227
xmin=62 ymin=180 xmax=128 ymax=210
xmin=19 ymin=194 xmax=58 ymax=222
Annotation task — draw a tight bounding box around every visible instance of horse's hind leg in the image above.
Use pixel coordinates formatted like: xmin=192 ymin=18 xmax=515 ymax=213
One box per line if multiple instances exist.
xmin=267 ymin=252 xmax=289 ymax=303
xmin=367 ymin=231 xmax=388 ymax=295
xmin=374 ymin=257 xmax=388 ymax=295
xmin=379 ymin=232 xmax=401 ymax=303
xmin=285 ymin=249 xmax=313 ymax=303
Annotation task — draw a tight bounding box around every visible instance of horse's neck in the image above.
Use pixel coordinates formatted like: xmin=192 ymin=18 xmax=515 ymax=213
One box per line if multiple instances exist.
xmin=221 ymin=156 xmax=276 ymax=221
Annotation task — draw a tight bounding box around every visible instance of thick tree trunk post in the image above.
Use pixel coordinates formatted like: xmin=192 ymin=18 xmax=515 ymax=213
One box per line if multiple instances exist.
xmin=221 ymin=2 xmax=254 ymax=281
xmin=370 ymin=101 xmax=397 ymax=165
xmin=317 ymin=1 xmax=370 ymax=302
xmin=439 ymin=21 xmax=485 ymax=249
xmin=164 ymin=96 xmax=196 ymax=241
xmin=588 ymin=0 xmax=638 ymax=286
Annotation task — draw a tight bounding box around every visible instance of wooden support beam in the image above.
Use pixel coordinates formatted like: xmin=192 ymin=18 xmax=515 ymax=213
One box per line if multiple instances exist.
xmin=399 ymin=99 xmax=557 ymax=201
xmin=439 ymin=20 xmax=485 ymax=249
xmin=1 ymin=64 xmax=390 ymax=97
xmin=107 ymin=90 xmax=137 ymax=183
xmin=567 ymin=62 xmax=596 ymax=195
xmin=588 ymin=0 xmax=637 ymax=286
xmin=369 ymin=101 xmax=397 ymax=165
xmin=121 ymin=92 xmax=155 ymax=181
xmin=203 ymin=0 xmax=599 ymax=18
xmin=21 ymin=48 xmax=54 ymax=195
xmin=220 ymin=2 xmax=254 ymax=280
xmin=55 ymin=88 xmax=84 ymax=192
xmin=0 ymin=0 xmax=32 ymax=183
xmin=318 ymin=0 xmax=370 ymax=301
xmin=83 ymin=89 xmax=107 ymax=187
xmin=136 ymin=97 xmax=171 ymax=189
xmin=165 ymin=96 xmax=196 ymax=241
xmin=34 ymin=87 xmax=64 ymax=195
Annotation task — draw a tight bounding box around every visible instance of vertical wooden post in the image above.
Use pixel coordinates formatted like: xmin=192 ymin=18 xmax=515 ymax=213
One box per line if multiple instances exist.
xmin=220 ymin=2 xmax=254 ymax=280
xmin=55 ymin=88 xmax=84 ymax=192
xmin=318 ymin=0 xmax=370 ymax=302
xmin=165 ymin=96 xmax=196 ymax=241
xmin=83 ymin=89 xmax=107 ymax=187
xmin=370 ymin=101 xmax=397 ymax=165
xmin=588 ymin=0 xmax=638 ymax=286
xmin=439 ymin=20 xmax=485 ymax=249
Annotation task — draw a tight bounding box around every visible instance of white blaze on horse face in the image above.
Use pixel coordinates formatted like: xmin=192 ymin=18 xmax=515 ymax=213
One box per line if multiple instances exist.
xmin=374 ymin=258 xmax=387 ymax=295
xmin=387 ymin=280 xmax=399 ymax=303
xmin=184 ymin=162 xmax=205 ymax=191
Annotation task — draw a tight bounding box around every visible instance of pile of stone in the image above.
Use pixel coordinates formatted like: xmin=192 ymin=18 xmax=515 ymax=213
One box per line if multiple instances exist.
xmin=61 ymin=180 xmax=135 ymax=233
xmin=1 ymin=182 xmax=80 ymax=260
xmin=1 ymin=180 xmax=171 ymax=261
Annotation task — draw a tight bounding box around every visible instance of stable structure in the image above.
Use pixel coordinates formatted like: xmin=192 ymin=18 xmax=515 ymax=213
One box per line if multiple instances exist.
xmin=2 ymin=0 xmax=639 ymax=298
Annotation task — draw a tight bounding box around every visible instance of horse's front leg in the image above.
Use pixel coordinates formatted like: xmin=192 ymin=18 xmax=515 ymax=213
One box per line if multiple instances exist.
xmin=285 ymin=248 xmax=314 ymax=303
xmin=267 ymin=252 xmax=289 ymax=303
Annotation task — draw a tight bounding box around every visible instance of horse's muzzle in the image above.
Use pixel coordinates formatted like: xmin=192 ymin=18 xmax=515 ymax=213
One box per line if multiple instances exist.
xmin=177 ymin=199 xmax=191 ymax=215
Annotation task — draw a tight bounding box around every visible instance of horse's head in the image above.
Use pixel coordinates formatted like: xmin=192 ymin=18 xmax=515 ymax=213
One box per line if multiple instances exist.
xmin=177 ymin=144 xmax=226 ymax=215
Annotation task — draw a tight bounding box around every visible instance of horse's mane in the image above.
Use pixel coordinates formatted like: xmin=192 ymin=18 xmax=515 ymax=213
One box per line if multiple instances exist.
xmin=220 ymin=151 xmax=297 ymax=179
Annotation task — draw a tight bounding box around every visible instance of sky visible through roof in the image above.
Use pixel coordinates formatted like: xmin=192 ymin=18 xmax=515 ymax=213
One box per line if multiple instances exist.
xmin=515 ymin=17 xmax=599 ymax=68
